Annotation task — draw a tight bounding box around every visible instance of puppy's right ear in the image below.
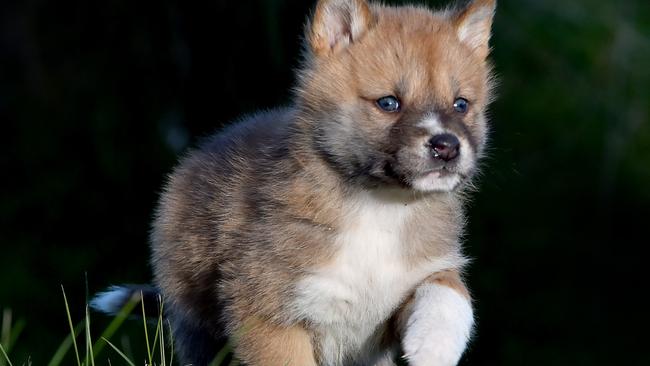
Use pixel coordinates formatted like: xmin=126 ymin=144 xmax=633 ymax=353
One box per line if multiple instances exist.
xmin=307 ymin=0 xmax=374 ymax=57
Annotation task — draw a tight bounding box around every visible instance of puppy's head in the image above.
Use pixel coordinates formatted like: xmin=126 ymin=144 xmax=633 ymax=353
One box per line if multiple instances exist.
xmin=296 ymin=0 xmax=496 ymax=193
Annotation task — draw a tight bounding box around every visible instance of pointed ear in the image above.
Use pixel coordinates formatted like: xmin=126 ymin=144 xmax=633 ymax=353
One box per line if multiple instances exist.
xmin=308 ymin=0 xmax=374 ymax=57
xmin=453 ymin=0 xmax=496 ymax=59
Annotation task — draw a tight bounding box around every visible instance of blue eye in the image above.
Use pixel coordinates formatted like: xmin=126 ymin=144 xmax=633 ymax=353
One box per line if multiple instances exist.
xmin=376 ymin=96 xmax=401 ymax=112
xmin=453 ymin=98 xmax=469 ymax=113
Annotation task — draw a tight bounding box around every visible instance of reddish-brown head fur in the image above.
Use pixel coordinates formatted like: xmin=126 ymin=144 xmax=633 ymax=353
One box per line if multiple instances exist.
xmin=296 ymin=0 xmax=496 ymax=192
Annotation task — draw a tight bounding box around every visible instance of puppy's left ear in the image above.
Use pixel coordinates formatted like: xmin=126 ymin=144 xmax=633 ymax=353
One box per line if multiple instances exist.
xmin=308 ymin=0 xmax=374 ymax=57
xmin=453 ymin=0 xmax=496 ymax=59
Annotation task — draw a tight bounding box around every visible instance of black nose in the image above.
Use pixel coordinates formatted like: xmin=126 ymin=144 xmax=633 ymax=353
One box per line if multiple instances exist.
xmin=429 ymin=134 xmax=460 ymax=162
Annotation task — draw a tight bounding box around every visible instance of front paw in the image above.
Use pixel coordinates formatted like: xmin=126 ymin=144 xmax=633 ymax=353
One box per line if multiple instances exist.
xmin=401 ymin=283 xmax=474 ymax=366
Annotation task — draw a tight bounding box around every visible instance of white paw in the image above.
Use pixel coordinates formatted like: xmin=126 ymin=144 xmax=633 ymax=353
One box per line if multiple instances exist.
xmin=402 ymin=283 xmax=474 ymax=366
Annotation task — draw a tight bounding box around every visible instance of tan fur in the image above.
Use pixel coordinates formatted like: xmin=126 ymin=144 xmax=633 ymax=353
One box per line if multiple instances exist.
xmin=145 ymin=1 xmax=496 ymax=364
xmin=427 ymin=269 xmax=472 ymax=300
xmin=235 ymin=318 xmax=317 ymax=366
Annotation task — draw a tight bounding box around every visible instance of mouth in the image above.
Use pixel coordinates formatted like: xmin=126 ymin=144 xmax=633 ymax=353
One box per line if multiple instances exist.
xmin=411 ymin=166 xmax=465 ymax=192
xmin=383 ymin=148 xmax=473 ymax=192
xmin=421 ymin=166 xmax=456 ymax=178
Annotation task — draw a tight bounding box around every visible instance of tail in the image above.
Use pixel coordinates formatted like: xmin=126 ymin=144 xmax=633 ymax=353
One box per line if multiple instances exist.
xmin=90 ymin=284 xmax=162 ymax=317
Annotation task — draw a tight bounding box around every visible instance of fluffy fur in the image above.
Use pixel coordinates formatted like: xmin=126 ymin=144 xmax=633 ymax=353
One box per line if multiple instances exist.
xmin=93 ymin=0 xmax=496 ymax=365
xmin=402 ymin=283 xmax=474 ymax=366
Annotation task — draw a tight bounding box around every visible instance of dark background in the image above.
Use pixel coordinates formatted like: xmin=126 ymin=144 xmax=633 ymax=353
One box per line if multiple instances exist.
xmin=1 ymin=0 xmax=649 ymax=365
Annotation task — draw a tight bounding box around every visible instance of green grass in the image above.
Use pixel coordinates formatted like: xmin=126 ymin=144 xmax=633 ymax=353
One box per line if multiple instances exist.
xmin=0 ymin=309 xmax=24 ymax=366
xmin=0 ymin=286 xmax=236 ymax=366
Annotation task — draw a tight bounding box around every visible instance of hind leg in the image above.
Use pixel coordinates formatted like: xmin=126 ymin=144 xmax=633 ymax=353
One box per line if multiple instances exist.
xmin=168 ymin=308 xmax=226 ymax=366
xmin=233 ymin=317 xmax=317 ymax=366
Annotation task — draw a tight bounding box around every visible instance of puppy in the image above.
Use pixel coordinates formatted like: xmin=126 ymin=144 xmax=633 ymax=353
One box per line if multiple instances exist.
xmin=92 ymin=0 xmax=496 ymax=365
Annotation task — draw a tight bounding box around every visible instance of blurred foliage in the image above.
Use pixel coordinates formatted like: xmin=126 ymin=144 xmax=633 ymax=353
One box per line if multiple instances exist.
xmin=1 ymin=0 xmax=649 ymax=365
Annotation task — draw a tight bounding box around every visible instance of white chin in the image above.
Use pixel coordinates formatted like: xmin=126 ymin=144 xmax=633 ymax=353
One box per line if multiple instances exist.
xmin=411 ymin=172 xmax=461 ymax=192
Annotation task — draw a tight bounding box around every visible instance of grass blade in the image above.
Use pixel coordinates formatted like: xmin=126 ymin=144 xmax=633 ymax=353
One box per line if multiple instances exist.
xmin=0 ymin=343 xmax=13 ymax=366
xmin=159 ymin=313 xmax=165 ymax=366
xmin=4 ymin=320 xmax=25 ymax=356
xmin=101 ymin=338 xmax=135 ymax=366
xmin=150 ymin=295 xmax=165 ymax=359
xmin=1 ymin=310 xmax=26 ymax=356
xmin=47 ymin=322 xmax=83 ymax=366
xmin=210 ymin=342 xmax=233 ymax=366
xmin=92 ymin=293 xmax=139 ymax=359
xmin=150 ymin=316 xmax=160 ymax=357
xmin=84 ymin=305 xmax=95 ymax=366
xmin=141 ymin=292 xmax=152 ymax=366
xmin=1 ymin=309 xmax=10 ymax=350
xmin=119 ymin=335 xmax=133 ymax=362
xmin=61 ymin=285 xmax=81 ymax=366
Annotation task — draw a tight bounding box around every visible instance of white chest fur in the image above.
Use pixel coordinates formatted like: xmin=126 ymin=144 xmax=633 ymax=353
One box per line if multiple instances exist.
xmin=291 ymin=192 xmax=463 ymax=364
